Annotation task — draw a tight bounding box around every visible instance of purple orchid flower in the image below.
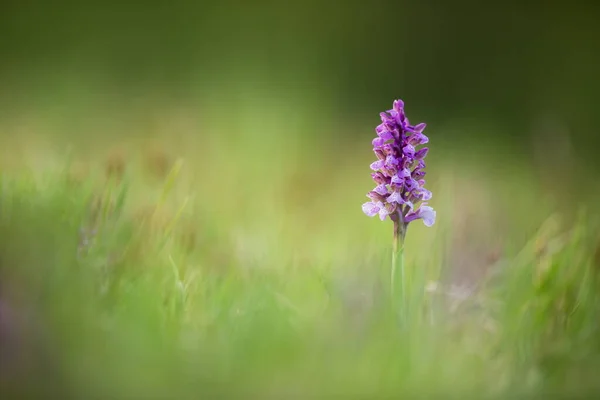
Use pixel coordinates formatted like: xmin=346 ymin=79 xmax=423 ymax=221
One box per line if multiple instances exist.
xmin=362 ymin=99 xmax=435 ymax=228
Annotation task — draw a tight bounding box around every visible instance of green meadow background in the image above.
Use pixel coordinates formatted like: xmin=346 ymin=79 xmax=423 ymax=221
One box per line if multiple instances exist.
xmin=1 ymin=1 xmax=600 ymax=398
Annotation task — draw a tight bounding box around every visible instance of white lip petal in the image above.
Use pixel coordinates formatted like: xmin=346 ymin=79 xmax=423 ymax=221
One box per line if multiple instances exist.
xmin=420 ymin=206 xmax=436 ymax=227
xmin=362 ymin=202 xmax=380 ymax=217
xmin=378 ymin=207 xmax=390 ymax=221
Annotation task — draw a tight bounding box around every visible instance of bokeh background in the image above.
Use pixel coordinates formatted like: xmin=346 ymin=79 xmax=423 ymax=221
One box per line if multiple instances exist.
xmin=2 ymin=0 xmax=600 ymax=397
xmin=2 ymin=0 xmax=599 ymax=147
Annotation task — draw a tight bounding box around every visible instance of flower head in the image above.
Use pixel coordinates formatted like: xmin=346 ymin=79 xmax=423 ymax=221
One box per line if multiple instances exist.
xmin=362 ymin=99 xmax=435 ymax=227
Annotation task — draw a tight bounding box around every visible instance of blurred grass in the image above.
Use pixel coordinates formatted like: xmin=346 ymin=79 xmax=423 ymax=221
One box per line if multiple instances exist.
xmin=1 ymin=96 xmax=600 ymax=399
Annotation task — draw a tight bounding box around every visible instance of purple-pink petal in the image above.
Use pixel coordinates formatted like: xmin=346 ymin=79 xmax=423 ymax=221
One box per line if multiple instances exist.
xmin=380 ymin=112 xmax=394 ymax=124
xmin=387 ymin=191 xmax=404 ymax=204
xmin=370 ymin=160 xmax=385 ymax=171
xmin=420 ymin=189 xmax=432 ymax=201
xmin=415 ymin=147 xmax=429 ymax=160
xmin=390 ymin=174 xmax=404 ymax=186
xmin=372 ymin=137 xmax=385 ymax=147
xmin=403 ymin=144 xmax=416 ymax=158
xmin=371 ymin=172 xmax=388 ymax=184
xmin=367 ymin=191 xmax=386 ymax=202
xmin=393 ymin=99 xmax=405 ymax=112
xmin=412 ymin=169 xmax=426 ymax=180
xmin=382 ymin=144 xmax=394 ymax=155
xmin=405 ymin=178 xmax=419 ymax=191
xmin=414 ymin=187 xmax=432 ymax=201
xmin=408 ymin=132 xmax=429 ymax=146
xmin=379 ymin=130 xmax=394 ymax=140
xmin=413 ymin=123 xmax=426 ymax=132
xmin=385 ymin=155 xmax=399 ymax=166
xmin=374 ymin=184 xmax=388 ymax=196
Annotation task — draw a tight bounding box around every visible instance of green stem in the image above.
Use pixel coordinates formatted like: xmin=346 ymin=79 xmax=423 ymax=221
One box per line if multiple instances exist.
xmin=391 ymin=213 xmax=407 ymax=314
